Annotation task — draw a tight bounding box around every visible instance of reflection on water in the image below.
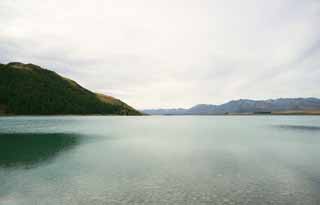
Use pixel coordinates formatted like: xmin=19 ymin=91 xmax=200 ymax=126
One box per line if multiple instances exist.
xmin=0 ymin=133 xmax=81 ymax=169
xmin=275 ymin=125 xmax=320 ymax=132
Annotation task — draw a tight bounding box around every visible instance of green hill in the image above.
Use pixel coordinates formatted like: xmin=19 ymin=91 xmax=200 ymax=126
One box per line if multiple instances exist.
xmin=0 ymin=62 xmax=141 ymax=115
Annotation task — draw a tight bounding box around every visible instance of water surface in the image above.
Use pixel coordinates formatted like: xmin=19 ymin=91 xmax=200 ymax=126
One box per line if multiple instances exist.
xmin=0 ymin=116 xmax=320 ymax=204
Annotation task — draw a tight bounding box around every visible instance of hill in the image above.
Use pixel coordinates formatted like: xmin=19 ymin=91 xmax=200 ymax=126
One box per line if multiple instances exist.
xmin=142 ymin=98 xmax=320 ymax=115
xmin=0 ymin=62 xmax=141 ymax=115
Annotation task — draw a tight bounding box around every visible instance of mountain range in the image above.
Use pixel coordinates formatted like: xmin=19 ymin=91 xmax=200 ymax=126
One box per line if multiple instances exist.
xmin=142 ymin=98 xmax=320 ymax=115
xmin=0 ymin=62 xmax=141 ymax=115
xmin=1 ymin=62 xmax=319 ymax=116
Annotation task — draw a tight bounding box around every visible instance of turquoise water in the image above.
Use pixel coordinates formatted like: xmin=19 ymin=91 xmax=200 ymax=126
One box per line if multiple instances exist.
xmin=0 ymin=116 xmax=320 ymax=204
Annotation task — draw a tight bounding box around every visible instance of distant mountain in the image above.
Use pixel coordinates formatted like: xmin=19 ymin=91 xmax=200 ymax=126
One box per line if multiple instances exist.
xmin=142 ymin=108 xmax=188 ymax=115
xmin=0 ymin=62 xmax=141 ymax=115
xmin=142 ymin=98 xmax=320 ymax=115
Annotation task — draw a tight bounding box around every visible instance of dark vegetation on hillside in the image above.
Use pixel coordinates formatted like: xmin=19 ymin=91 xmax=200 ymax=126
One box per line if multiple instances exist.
xmin=0 ymin=62 xmax=141 ymax=115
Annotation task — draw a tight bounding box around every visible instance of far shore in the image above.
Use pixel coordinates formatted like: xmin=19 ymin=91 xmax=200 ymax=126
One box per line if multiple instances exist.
xmin=1 ymin=110 xmax=320 ymax=117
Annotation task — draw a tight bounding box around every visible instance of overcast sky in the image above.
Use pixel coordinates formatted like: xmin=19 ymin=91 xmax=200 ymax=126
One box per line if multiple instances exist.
xmin=1 ymin=0 xmax=319 ymax=109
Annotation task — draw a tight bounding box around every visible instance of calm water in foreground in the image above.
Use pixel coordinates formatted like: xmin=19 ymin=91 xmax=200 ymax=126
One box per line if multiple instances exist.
xmin=0 ymin=116 xmax=320 ymax=205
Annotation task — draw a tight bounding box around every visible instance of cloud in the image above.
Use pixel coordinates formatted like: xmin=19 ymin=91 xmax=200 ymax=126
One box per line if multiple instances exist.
xmin=1 ymin=0 xmax=319 ymax=109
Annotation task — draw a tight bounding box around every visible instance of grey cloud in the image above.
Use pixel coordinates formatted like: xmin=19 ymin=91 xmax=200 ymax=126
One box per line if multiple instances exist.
xmin=0 ymin=0 xmax=319 ymax=109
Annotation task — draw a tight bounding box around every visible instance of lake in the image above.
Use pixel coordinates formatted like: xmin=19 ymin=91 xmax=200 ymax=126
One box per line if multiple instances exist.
xmin=0 ymin=116 xmax=320 ymax=204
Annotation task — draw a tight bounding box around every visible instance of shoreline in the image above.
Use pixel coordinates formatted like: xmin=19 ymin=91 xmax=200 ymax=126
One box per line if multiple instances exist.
xmin=1 ymin=113 xmax=320 ymax=117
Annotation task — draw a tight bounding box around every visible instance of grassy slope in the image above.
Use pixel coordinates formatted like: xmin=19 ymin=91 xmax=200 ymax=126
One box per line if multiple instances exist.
xmin=0 ymin=62 xmax=141 ymax=115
